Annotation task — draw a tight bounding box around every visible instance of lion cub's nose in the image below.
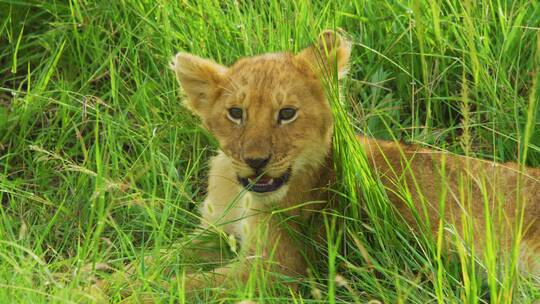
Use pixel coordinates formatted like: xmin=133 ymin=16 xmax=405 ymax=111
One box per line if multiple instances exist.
xmin=245 ymin=157 xmax=270 ymax=170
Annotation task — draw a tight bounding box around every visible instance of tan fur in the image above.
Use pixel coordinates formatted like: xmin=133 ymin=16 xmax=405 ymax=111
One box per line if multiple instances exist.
xmin=172 ymin=30 xmax=540 ymax=291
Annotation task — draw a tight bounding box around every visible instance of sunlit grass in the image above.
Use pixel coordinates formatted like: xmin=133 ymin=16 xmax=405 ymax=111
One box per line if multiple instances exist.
xmin=0 ymin=0 xmax=539 ymax=303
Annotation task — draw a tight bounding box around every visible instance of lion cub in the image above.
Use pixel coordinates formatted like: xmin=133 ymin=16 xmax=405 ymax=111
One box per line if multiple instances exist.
xmin=172 ymin=31 xmax=540 ymax=290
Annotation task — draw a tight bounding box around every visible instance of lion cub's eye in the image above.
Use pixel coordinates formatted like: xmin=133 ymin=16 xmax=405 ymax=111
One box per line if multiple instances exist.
xmin=278 ymin=108 xmax=297 ymax=124
xmin=227 ymin=107 xmax=244 ymax=124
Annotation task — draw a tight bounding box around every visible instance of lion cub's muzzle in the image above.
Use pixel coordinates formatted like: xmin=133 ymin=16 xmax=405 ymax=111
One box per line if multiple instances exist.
xmin=237 ymin=167 xmax=292 ymax=193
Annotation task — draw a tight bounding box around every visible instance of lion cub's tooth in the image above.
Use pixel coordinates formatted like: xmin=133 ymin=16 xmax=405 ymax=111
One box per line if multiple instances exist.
xmin=261 ymin=178 xmax=273 ymax=186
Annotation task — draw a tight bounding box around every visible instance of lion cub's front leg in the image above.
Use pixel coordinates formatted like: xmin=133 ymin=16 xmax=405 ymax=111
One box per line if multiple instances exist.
xmin=186 ymin=213 xmax=307 ymax=292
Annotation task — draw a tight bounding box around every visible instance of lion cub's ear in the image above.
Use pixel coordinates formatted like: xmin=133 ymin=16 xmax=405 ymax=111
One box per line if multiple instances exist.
xmin=297 ymin=30 xmax=352 ymax=80
xmin=171 ymin=53 xmax=228 ymax=115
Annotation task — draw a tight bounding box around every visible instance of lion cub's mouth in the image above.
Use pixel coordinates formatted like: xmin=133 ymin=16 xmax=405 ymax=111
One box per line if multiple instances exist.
xmin=238 ymin=168 xmax=291 ymax=193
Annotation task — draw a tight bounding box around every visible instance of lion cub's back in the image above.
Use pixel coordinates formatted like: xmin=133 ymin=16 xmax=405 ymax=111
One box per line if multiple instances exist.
xmin=358 ymin=135 xmax=540 ymax=255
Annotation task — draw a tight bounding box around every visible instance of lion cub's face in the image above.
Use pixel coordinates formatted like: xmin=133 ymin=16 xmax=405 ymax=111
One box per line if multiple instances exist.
xmin=173 ymin=31 xmax=350 ymax=196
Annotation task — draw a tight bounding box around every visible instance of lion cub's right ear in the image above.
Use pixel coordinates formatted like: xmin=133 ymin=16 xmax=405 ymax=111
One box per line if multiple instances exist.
xmin=171 ymin=53 xmax=228 ymax=115
xmin=297 ymin=30 xmax=352 ymax=80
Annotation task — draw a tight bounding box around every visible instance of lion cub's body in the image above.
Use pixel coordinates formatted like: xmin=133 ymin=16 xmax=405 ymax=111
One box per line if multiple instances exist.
xmin=359 ymin=135 xmax=540 ymax=272
xmin=201 ymin=136 xmax=540 ymax=280
xmin=172 ymin=31 xmax=540 ymax=290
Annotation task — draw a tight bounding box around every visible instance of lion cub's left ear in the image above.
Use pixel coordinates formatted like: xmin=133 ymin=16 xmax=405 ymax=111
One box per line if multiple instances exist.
xmin=171 ymin=53 xmax=228 ymax=115
xmin=297 ymin=30 xmax=352 ymax=80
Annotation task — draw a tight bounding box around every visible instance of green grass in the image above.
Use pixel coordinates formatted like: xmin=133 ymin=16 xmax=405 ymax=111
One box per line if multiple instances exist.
xmin=1 ymin=0 xmax=539 ymax=303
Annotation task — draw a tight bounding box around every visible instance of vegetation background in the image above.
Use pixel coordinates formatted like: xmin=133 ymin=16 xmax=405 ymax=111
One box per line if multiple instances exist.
xmin=0 ymin=0 xmax=539 ymax=303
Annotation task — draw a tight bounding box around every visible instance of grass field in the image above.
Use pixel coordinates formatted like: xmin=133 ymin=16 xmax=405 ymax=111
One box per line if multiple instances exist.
xmin=1 ymin=0 xmax=540 ymax=303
